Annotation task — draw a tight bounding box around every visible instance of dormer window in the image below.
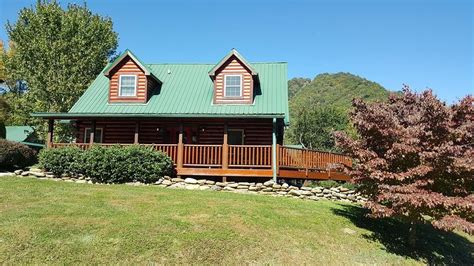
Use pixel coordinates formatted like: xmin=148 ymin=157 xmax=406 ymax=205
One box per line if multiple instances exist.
xmin=119 ymin=75 xmax=137 ymax=97
xmin=224 ymin=75 xmax=242 ymax=97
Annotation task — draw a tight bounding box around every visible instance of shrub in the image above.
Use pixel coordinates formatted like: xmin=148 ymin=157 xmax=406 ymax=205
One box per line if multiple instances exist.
xmin=81 ymin=145 xmax=174 ymax=183
xmin=38 ymin=146 xmax=83 ymax=177
xmin=0 ymin=139 xmax=37 ymax=170
xmin=340 ymin=182 xmax=358 ymax=190
xmin=314 ymin=180 xmax=340 ymax=188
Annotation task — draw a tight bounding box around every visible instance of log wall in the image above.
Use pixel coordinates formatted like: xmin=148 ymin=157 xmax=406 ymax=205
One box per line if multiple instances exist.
xmin=75 ymin=118 xmax=276 ymax=145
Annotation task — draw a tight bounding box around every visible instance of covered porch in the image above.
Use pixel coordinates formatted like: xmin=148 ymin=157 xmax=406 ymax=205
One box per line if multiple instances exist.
xmin=41 ymin=115 xmax=351 ymax=181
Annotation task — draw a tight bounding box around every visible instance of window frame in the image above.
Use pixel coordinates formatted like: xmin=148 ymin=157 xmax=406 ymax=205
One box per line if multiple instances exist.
xmin=84 ymin=128 xmax=103 ymax=143
xmin=118 ymin=74 xmax=138 ymax=97
xmin=227 ymin=129 xmax=245 ymax=145
xmin=223 ymin=74 xmax=243 ymax=98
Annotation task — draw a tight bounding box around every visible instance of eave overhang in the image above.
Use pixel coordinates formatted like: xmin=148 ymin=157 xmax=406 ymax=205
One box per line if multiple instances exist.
xmin=31 ymin=112 xmax=286 ymax=120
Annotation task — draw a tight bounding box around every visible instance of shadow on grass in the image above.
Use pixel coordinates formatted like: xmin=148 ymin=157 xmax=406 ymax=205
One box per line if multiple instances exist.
xmin=332 ymin=204 xmax=473 ymax=265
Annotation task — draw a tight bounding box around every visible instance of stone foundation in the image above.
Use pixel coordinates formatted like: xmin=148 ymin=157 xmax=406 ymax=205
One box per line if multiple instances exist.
xmin=12 ymin=168 xmax=367 ymax=203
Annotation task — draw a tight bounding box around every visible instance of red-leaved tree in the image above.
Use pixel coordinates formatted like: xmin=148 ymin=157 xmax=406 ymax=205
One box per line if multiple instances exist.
xmin=334 ymin=87 xmax=473 ymax=242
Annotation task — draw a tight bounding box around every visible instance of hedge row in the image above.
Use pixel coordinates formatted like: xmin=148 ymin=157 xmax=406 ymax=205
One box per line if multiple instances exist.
xmin=39 ymin=145 xmax=175 ymax=183
xmin=0 ymin=139 xmax=37 ymax=170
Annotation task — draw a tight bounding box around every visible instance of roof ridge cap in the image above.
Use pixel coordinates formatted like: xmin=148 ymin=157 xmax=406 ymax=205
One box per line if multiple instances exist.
xmin=145 ymin=62 xmax=287 ymax=65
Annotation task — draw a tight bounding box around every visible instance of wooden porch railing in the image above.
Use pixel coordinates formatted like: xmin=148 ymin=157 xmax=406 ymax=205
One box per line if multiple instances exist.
xmin=183 ymin=144 xmax=222 ymax=167
xmin=48 ymin=143 xmax=351 ymax=180
xmin=228 ymin=145 xmax=272 ymax=168
xmin=147 ymin=144 xmax=179 ymax=163
xmin=278 ymin=145 xmax=352 ymax=171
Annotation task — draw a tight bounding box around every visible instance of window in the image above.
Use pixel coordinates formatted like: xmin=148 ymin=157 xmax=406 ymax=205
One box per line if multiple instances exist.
xmin=84 ymin=128 xmax=103 ymax=143
xmin=119 ymin=75 xmax=137 ymax=96
xmin=224 ymin=75 xmax=242 ymax=97
xmin=228 ymin=129 xmax=244 ymax=145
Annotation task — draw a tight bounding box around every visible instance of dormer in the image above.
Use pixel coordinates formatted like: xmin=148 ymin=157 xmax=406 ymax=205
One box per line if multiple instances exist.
xmin=209 ymin=49 xmax=258 ymax=104
xmin=104 ymin=50 xmax=161 ymax=103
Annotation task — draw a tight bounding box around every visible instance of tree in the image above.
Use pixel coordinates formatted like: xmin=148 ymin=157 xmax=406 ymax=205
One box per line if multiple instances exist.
xmin=0 ymin=98 xmax=9 ymax=138
xmin=334 ymin=87 xmax=473 ymax=243
xmin=290 ymin=73 xmax=390 ymax=114
xmin=286 ymin=105 xmax=350 ymax=151
xmin=286 ymin=73 xmax=391 ymax=150
xmin=288 ymin=77 xmax=311 ymax=99
xmin=0 ymin=40 xmax=6 ymax=83
xmin=4 ymin=0 xmax=117 ymax=139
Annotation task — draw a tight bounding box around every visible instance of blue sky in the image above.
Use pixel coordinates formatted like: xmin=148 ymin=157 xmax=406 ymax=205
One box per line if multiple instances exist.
xmin=0 ymin=0 xmax=472 ymax=103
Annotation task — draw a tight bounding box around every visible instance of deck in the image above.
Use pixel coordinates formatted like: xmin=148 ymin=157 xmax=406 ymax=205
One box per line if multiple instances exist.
xmin=50 ymin=143 xmax=351 ymax=181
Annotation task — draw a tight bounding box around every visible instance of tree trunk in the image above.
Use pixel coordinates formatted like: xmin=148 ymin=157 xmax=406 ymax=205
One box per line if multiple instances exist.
xmin=408 ymin=222 xmax=417 ymax=247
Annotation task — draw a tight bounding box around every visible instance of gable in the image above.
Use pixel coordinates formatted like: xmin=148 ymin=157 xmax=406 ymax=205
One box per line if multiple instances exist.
xmin=104 ymin=49 xmax=155 ymax=78
xmin=208 ymin=49 xmax=258 ymax=78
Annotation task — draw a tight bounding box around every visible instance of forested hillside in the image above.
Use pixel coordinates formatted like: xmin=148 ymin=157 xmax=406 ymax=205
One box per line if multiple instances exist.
xmin=288 ymin=77 xmax=311 ymax=99
xmin=286 ymin=72 xmax=393 ymax=151
xmin=289 ymin=72 xmax=390 ymax=111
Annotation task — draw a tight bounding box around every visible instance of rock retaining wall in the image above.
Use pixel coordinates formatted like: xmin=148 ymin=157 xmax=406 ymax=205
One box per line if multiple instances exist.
xmin=12 ymin=168 xmax=367 ymax=203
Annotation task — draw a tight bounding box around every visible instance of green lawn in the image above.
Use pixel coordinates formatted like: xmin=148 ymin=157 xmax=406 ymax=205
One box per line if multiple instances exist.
xmin=0 ymin=176 xmax=472 ymax=264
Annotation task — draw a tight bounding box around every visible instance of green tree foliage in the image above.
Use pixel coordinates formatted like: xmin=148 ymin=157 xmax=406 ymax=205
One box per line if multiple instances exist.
xmin=286 ymin=106 xmax=349 ymax=151
xmin=288 ymin=77 xmax=311 ymax=99
xmin=3 ymin=0 xmax=118 ymax=139
xmin=0 ymin=40 xmax=6 ymax=82
xmin=286 ymin=73 xmax=391 ymax=150
xmin=0 ymin=98 xmax=9 ymax=138
xmin=1 ymin=41 xmax=33 ymax=126
xmin=290 ymin=73 xmax=390 ymax=111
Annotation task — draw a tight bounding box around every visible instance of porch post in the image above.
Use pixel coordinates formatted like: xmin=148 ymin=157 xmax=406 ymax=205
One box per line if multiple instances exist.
xmin=222 ymin=122 xmax=229 ymax=183
xmin=46 ymin=118 xmax=54 ymax=148
xmin=272 ymin=118 xmax=277 ymax=182
xmin=90 ymin=120 xmax=96 ymax=145
xmin=176 ymin=123 xmax=184 ymax=169
xmin=134 ymin=121 xmax=140 ymax=144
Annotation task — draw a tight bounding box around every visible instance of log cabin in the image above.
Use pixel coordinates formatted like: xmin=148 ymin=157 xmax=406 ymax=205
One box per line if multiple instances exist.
xmin=32 ymin=49 xmax=351 ymax=182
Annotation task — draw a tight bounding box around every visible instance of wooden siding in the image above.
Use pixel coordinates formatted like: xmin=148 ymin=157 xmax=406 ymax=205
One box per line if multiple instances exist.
xmin=146 ymin=76 xmax=158 ymax=99
xmin=75 ymin=119 xmax=274 ymax=145
xmin=213 ymin=55 xmax=253 ymax=104
xmin=76 ymin=121 xmax=135 ymax=144
xmin=108 ymin=55 xmax=148 ymax=103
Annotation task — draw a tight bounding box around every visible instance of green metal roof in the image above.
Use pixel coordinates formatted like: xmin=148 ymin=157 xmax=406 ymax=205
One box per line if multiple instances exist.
xmin=32 ymin=49 xmax=289 ymax=123
xmin=5 ymin=126 xmax=34 ymax=142
xmin=66 ymin=61 xmax=289 ymax=122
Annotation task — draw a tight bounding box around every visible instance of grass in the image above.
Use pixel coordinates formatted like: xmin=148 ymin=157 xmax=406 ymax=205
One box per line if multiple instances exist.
xmin=0 ymin=176 xmax=472 ymax=264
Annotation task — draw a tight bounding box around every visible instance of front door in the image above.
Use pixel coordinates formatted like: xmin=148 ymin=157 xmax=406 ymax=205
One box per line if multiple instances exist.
xmin=228 ymin=129 xmax=244 ymax=145
xmin=165 ymin=126 xmax=197 ymax=144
